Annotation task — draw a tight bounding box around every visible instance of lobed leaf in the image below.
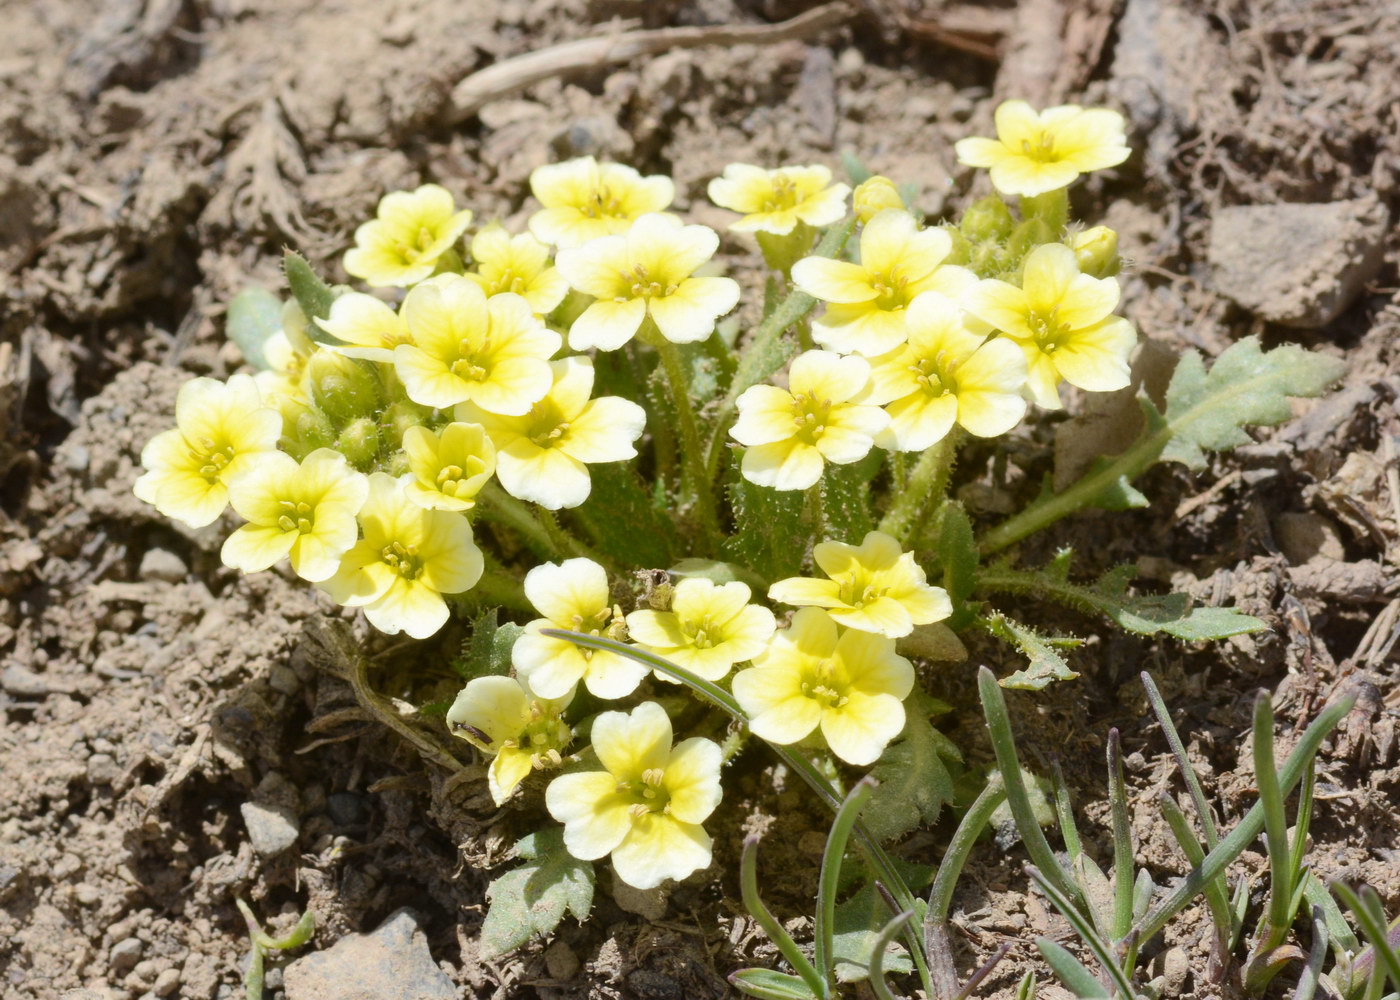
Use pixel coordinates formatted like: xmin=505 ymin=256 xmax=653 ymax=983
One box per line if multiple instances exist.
xmin=479 ymin=828 xmax=595 ymax=959
xmin=982 ymin=614 xmax=1081 ymax=690
xmin=1161 ymin=336 xmax=1347 ymax=470
xmin=453 ymin=608 xmax=524 ymax=681
xmin=861 ymin=695 xmax=959 ymax=843
xmin=832 ymin=880 xmax=913 ymax=983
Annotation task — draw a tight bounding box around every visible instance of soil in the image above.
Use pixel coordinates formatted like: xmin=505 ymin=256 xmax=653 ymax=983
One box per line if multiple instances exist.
xmin=2 ymin=1 xmax=1399 ymax=999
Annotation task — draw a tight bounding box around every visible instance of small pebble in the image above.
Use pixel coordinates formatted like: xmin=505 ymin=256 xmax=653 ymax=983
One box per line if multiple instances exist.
xmin=139 ymin=547 xmax=187 ymax=584
xmin=240 ymin=801 xmax=300 ymax=857
xmin=2 ymin=665 xmax=49 ymax=697
xmin=153 ymin=968 xmax=181 ymax=997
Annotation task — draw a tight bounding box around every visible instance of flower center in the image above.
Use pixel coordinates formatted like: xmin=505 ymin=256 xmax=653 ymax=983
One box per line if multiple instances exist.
xmin=909 ymin=351 xmax=954 ymax=397
xmin=761 ymin=175 xmax=800 ymax=212
xmin=450 ymin=335 xmax=492 ymax=381
xmin=381 ymin=540 xmax=422 ymax=580
xmin=837 ymin=571 xmax=887 ymax=608
xmin=435 ymin=463 xmax=467 ymax=496
xmin=1018 ymin=130 xmax=1061 ymax=163
xmin=623 ymin=263 xmax=677 ymax=301
xmin=584 ymin=185 xmax=624 ymax=219
xmin=800 ymin=661 xmax=850 ymax=709
xmin=275 ymin=499 xmax=315 ymax=534
xmin=619 ymin=767 xmax=671 ymax=817
xmin=685 ymin=614 xmax=718 ymax=649
xmin=192 ymin=437 xmax=236 ymax=484
xmin=869 ymin=271 xmax=913 ymax=311
xmin=790 ymin=391 xmax=833 ymax=445
xmin=414 ymin=224 xmax=439 ymax=254
xmin=1028 ymin=308 xmax=1071 ymax=353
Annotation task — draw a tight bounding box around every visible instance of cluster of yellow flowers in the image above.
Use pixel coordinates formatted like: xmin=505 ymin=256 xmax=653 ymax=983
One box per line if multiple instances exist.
xmin=133 ymin=100 xmax=1137 ymax=890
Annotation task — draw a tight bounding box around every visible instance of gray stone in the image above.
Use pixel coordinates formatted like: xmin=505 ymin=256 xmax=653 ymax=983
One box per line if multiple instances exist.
xmin=153 ymin=969 xmax=181 ymax=997
xmin=110 ymin=936 xmax=144 ymax=972
xmin=139 ymin=547 xmax=187 ymax=583
xmin=284 ymin=908 xmax=455 ymax=1000
xmin=326 ymin=792 xmax=366 ymax=827
xmin=2 ymin=664 xmax=49 ymax=697
xmin=240 ymin=801 xmax=300 ymax=857
xmin=1208 ymin=197 xmax=1389 ymax=328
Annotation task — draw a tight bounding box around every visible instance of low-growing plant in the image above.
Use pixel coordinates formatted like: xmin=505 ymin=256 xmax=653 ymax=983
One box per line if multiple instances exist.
xmin=132 ymin=100 xmax=1347 ymax=963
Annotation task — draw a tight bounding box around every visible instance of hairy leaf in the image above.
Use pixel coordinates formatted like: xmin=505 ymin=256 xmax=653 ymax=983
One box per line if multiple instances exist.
xmin=730 ymin=969 xmax=822 ymax=1000
xmin=832 ymin=880 xmax=913 ymax=982
xmin=479 ymin=828 xmax=594 ymax=958
xmin=453 ymin=608 xmax=524 ymax=681
xmin=819 ymin=460 xmax=876 ymax=543
xmin=863 ymin=694 xmax=960 ymax=843
xmin=226 ymin=288 xmax=283 ymax=371
xmin=939 ymin=501 xmax=979 ymax=629
xmin=724 ymin=463 xmax=808 ymax=580
xmin=283 ymin=250 xmax=337 ymax=325
xmin=1161 ymin=336 xmax=1347 ymax=470
xmin=571 ymin=463 xmax=677 ymax=569
xmin=982 ymin=614 xmax=1081 ymax=690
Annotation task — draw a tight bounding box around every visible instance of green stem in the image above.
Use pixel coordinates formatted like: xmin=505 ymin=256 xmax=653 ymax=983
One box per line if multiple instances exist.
xmin=805 ymin=481 xmax=825 ymax=543
xmin=878 ymin=432 xmax=960 ymax=544
xmin=1021 ymin=188 xmax=1069 ymax=236
xmin=478 ymin=481 xmax=561 ymax=560
xmin=465 ymin=566 xmax=531 ymax=614
xmin=535 ymin=507 xmax=614 ymax=570
xmin=652 ymin=335 xmax=723 ymax=554
xmin=704 ymin=218 xmax=857 ymax=484
xmin=980 ymin=421 xmax=1170 ymax=555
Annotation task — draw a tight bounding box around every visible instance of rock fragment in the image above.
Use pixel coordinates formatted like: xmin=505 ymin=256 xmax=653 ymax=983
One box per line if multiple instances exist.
xmin=284 ymin=908 xmax=455 ymax=1000
xmin=239 ymin=801 xmax=300 ymax=857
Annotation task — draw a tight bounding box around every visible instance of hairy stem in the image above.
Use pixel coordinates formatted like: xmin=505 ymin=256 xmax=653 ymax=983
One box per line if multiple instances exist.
xmin=879 ymin=431 xmax=960 ymax=544
xmin=653 ymin=335 xmax=724 ymax=553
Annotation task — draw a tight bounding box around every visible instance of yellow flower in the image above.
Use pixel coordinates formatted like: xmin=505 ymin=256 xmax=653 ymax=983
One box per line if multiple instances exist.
xmin=401 ymin=422 xmax=496 ymax=511
xmin=528 ymin=156 xmax=675 ymax=248
xmin=954 ymin=100 xmax=1130 ymax=198
xmin=706 ymin=164 xmax=849 ymax=235
xmin=554 ymin=213 xmax=740 ymax=350
xmin=221 ymin=448 xmax=368 ymax=582
xmin=768 ymin=530 xmax=952 ymax=638
xmin=512 ymin=558 xmax=648 ymax=699
xmin=459 ymin=356 xmax=645 ymax=510
xmin=320 ymin=472 xmax=483 ymax=639
xmin=463 ymin=224 xmax=569 ymax=316
xmin=546 ymin=701 xmax=722 ymax=889
xmin=791 ymin=209 xmax=977 ymax=357
xmin=732 ymin=607 xmax=913 ymax=765
xmin=393 ymin=275 xmax=561 ymax=413
xmin=314 ymin=292 xmax=412 ymax=363
xmin=963 ymin=242 xmax=1136 ymax=409
xmin=729 ymin=350 xmax=889 ymax=491
xmin=447 ymin=675 xmax=573 ymax=805
xmin=344 ymin=184 xmax=472 ymax=287
xmin=856 ymin=291 xmax=1028 ymax=451
xmin=852 ymin=175 xmax=905 ymax=223
xmin=626 ymin=579 xmax=776 ymax=682
xmin=133 ymin=375 xmax=282 ymax=528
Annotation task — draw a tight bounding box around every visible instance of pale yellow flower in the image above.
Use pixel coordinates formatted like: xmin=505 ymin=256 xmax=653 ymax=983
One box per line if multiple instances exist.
xmin=963 ymin=242 xmax=1136 ymax=409
xmin=221 ymin=448 xmax=368 ymax=582
xmin=791 ymin=209 xmax=977 ymax=357
xmin=954 ymin=100 xmax=1130 ymax=198
xmin=554 ymin=213 xmax=740 ymax=350
xmin=732 ymin=607 xmax=914 ymax=765
xmin=401 ymin=422 xmax=496 ymax=512
xmin=393 ymin=275 xmax=561 ymax=413
xmin=133 ymin=375 xmax=282 ymax=529
xmin=464 ymin=224 xmax=569 ymax=316
xmin=768 ymin=530 xmax=952 ymax=638
xmin=729 ymin=350 xmax=889 ymax=491
xmin=447 ymin=675 xmax=573 ymax=805
xmin=546 ymin=701 xmax=722 ymax=889
xmin=344 ymin=184 xmax=472 ymax=287
xmin=855 ymin=291 xmax=1028 ymax=451
xmin=852 ymin=175 xmax=905 ymax=223
xmin=320 ymin=473 xmax=483 ymax=639
xmin=626 ymin=579 xmax=776 ymax=682
xmin=706 ymin=163 xmax=849 ymax=235
xmin=459 ymin=356 xmax=645 ymax=510
xmin=511 ymin=558 xmax=648 ymax=699
xmin=314 ymin=292 xmax=412 ymax=363
xmin=528 ymin=157 xmax=675 ymax=248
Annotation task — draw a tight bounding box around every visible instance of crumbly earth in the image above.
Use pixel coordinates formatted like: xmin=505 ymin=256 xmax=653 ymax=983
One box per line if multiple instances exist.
xmin=2 ymin=1 xmax=1398 ymax=998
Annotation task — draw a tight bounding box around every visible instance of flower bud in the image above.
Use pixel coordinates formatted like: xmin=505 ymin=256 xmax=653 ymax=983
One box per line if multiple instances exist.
xmin=853 ymin=176 xmax=904 ymax=223
xmin=335 ymin=417 xmax=380 ymax=469
xmin=304 ymin=351 xmax=382 ymax=424
xmin=960 ymin=195 xmax=1015 ymax=242
xmin=280 ymin=300 xmax=317 ymax=358
xmin=1007 ymin=217 xmax=1056 ymax=259
xmin=1068 ymin=225 xmax=1121 ymax=278
xmin=942 ymin=225 xmax=972 ymax=267
xmin=382 ymin=399 xmax=432 ymax=451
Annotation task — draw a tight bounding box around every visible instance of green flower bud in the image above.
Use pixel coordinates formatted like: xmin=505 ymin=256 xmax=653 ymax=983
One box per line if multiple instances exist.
xmin=286 ymin=402 xmax=335 ymax=460
xmin=960 ymin=195 xmax=1015 ymax=242
xmin=336 ymin=417 xmax=381 ymax=470
xmin=756 ymin=224 xmax=816 ymax=277
xmin=382 ymin=399 xmax=432 ymax=451
xmin=1007 ymin=217 xmax=1056 ymax=259
xmin=1068 ymin=225 xmax=1121 ymax=278
xmin=304 ymin=352 xmax=382 ymax=424
xmin=942 ymin=225 xmax=972 ymax=266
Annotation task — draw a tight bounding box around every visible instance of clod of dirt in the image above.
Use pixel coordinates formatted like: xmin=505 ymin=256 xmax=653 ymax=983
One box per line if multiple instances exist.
xmin=1274 ymin=512 xmax=1346 ymax=565
xmin=239 ymin=801 xmax=300 ymax=858
xmin=1207 ymin=197 xmax=1390 ymax=327
xmin=283 ymin=908 xmax=456 ymax=1000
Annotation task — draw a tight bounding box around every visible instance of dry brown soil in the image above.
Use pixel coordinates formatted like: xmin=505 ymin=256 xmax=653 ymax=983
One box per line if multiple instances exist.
xmin=2 ymin=1 xmax=1399 ymax=998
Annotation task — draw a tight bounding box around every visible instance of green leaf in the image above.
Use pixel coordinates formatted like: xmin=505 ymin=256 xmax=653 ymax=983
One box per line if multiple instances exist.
xmin=453 ymin=608 xmax=524 ymax=681
xmin=226 ymin=288 xmax=284 ymax=371
xmin=840 ymin=150 xmax=874 ymax=185
xmin=1082 ymin=457 xmax=1150 ymax=511
xmin=862 ymin=695 xmax=960 ymax=843
xmin=283 ymin=251 xmax=337 ymax=324
xmin=1036 ymin=939 xmax=1111 ymax=999
xmin=982 ymin=615 xmax=1081 ymax=690
xmin=1161 ymin=336 xmax=1347 ymax=470
xmin=670 ymin=558 xmax=769 ymax=592
xmin=832 ymin=880 xmax=912 ymax=983
xmin=724 ymin=463 xmax=808 ymax=580
xmin=479 ymin=828 xmax=594 ymax=958
xmin=819 ymin=461 xmax=875 ymax=543
xmin=730 ymin=969 xmax=822 ymax=1000
xmin=939 ymin=501 xmax=979 ymax=629
xmin=571 ymin=463 xmax=677 ymax=569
